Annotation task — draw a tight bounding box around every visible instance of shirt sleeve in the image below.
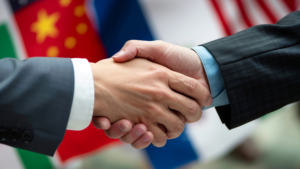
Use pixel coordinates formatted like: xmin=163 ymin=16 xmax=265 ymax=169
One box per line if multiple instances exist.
xmin=67 ymin=58 xmax=94 ymax=130
xmin=191 ymin=46 xmax=229 ymax=110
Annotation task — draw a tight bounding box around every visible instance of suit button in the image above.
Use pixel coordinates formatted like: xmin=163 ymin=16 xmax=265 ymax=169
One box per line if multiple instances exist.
xmin=0 ymin=129 xmax=8 ymax=141
xmin=8 ymin=129 xmax=20 ymax=141
xmin=21 ymin=131 xmax=33 ymax=143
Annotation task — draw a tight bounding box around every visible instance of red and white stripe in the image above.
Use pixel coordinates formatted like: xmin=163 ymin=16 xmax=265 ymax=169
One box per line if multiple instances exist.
xmin=211 ymin=0 xmax=300 ymax=36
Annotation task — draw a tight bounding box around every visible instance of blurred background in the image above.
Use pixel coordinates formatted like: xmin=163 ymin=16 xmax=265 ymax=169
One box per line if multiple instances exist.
xmin=80 ymin=102 xmax=300 ymax=169
xmin=0 ymin=0 xmax=299 ymax=168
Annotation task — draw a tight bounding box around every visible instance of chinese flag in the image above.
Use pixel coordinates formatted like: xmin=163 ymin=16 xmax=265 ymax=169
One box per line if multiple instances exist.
xmin=14 ymin=0 xmax=121 ymax=162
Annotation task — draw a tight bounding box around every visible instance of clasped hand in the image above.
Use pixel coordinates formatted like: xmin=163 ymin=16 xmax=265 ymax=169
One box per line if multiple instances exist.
xmin=90 ymin=40 xmax=212 ymax=148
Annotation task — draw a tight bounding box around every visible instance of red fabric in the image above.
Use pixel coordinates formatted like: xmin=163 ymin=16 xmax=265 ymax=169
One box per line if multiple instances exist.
xmin=57 ymin=123 xmax=121 ymax=162
xmin=210 ymin=0 xmax=300 ymax=37
xmin=14 ymin=0 xmax=105 ymax=62
xmin=13 ymin=0 xmax=121 ymax=163
xmin=210 ymin=0 xmax=233 ymax=36
xmin=236 ymin=0 xmax=254 ymax=27
xmin=256 ymin=0 xmax=277 ymax=24
xmin=282 ymin=0 xmax=298 ymax=12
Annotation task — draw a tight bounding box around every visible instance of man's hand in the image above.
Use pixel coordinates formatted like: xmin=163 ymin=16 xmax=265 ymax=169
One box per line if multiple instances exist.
xmin=90 ymin=58 xmax=211 ymax=147
xmin=92 ymin=117 xmax=153 ymax=149
xmin=113 ymin=40 xmax=210 ymax=91
xmin=93 ymin=40 xmax=212 ymax=149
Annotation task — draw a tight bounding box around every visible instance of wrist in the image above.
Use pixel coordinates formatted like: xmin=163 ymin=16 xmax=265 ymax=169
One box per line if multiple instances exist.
xmin=190 ymin=49 xmax=210 ymax=93
xmin=89 ymin=62 xmax=104 ymax=117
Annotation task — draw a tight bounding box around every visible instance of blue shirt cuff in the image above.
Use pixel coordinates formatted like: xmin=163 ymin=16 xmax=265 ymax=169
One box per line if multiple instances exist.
xmin=191 ymin=46 xmax=229 ymax=109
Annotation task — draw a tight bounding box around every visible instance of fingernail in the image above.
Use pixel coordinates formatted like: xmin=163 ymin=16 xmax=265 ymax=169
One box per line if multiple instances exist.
xmin=205 ymin=95 xmax=213 ymax=106
xmin=142 ymin=134 xmax=152 ymax=143
xmin=119 ymin=123 xmax=130 ymax=133
xmin=113 ymin=50 xmax=125 ymax=58
xmin=134 ymin=127 xmax=146 ymax=137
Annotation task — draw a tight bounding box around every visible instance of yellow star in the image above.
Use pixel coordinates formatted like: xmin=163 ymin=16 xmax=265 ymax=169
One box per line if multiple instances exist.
xmin=31 ymin=9 xmax=60 ymax=44
xmin=59 ymin=0 xmax=71 ymax=7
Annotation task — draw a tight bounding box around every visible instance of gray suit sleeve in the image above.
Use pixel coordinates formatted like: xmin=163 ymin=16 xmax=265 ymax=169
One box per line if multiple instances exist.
xmin=0 ymin=57 xmax=74 ymax=156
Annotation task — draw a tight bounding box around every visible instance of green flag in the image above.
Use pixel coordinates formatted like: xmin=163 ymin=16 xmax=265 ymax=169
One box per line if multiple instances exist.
xmin=0 ymin=23 xmax=17 ymax=59
xmin=0 ymin=1 xmax=54 ymax=169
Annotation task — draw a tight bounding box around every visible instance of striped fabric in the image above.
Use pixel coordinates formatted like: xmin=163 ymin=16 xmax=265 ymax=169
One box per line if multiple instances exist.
xmin=211 ymin=0 xmax=299 ymax=36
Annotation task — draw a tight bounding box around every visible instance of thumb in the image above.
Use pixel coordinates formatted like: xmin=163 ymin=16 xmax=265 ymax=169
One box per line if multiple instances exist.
xmin=112 ymin=50 xmax=136 ymax=62
xmin=113 ymin=40 xmax=151 ymax=63
xmin=92 ymin=116 xmax=111 ymax=130
xmin=113 ymin=40 xmax=167 ymax=63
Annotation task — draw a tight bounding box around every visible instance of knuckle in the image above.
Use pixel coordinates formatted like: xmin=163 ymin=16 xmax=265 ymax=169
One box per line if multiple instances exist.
xmin=176 ymin=121 xmax=185 ymax=132
xmin=154 ymin=40 xmax=164 ymax=45
xmin=153 ymin=135 xmax=167 ymax=147
xmin=147 ymin=64 xmax=163 ymax=73
xmin=169 ymin=121 xmax=185 ymax=138
xmin=154 ymin=40 xmax=169 ymax=56
xmin=188 ymin=109 xmax=202 ymax=123
xmin=186 ymin=78 xmax=198 ymax=93
xmin=195 ymin=110 xmax=202 ymax=122
xmin=187 ymin=101 xmax=200 ymax=117
xmin=199 ymin=89 xmax=211 ymax=107
xmin=203 ymin=90 xmax=211 ymax=101
xmin=147 ymin=104 xmax=163 ymax=117
xmin=154 ymin=40 xmax=168 ymax=50
xmin=152 ymin=88 xmax=169 ymax=101
xmin=125 ymin=40 xmax=136 ymax=47
xmin=154 ymin=68 xmax=168 ymax=79
xmin=148 ymin=65 xmax=158 ymax=71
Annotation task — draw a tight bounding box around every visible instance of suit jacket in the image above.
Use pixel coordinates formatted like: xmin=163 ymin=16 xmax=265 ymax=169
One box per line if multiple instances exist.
xmin=203 ymin=11 xmax=300 ymax=129
xmin=0 ymin=57 xmax=74 ymax=156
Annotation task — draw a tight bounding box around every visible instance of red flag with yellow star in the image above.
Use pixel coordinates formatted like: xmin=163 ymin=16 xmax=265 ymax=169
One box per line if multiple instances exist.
xmin=15 ymin=0 xmax=105 ymax=62
xmin=13 ymin=0 xmax=121 ymax=162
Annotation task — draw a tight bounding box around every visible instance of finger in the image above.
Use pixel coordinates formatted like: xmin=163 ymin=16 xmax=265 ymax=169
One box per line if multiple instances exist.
xmin=92 ymin=117 xmax=111 ymax=130
xmin=173 ymin=110 xmax=186 ymax=122
xmin=112 ymin=40 xmax=167 ymax=62
xmin=120 ymin=124 xmax=147 ymax=144
xmin=169 ymin=71 xmax=212 ymax=107
xmin=105 ymin=119 xmax=132 ymax=139
xmin=168 ymin=93 xmax=202 ymax=123
xmin=131 ymin=131 xmax=153 ymax=149
xmin=148 ymin=124 xmax=168 ymax=147
xmin=157 ymin=109 xmax=185 ymax=139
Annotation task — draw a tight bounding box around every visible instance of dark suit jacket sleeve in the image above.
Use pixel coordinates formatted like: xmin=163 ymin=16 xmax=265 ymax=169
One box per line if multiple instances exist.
xmin=0 ymin=57 xmax=74 ymax=156
xmin=202 ymin=11 xmax=300 ymax=129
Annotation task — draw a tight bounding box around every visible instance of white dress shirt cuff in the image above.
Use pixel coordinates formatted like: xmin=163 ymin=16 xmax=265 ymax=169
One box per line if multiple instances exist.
xmin=67 ymin=58 xmax=94 ymax=130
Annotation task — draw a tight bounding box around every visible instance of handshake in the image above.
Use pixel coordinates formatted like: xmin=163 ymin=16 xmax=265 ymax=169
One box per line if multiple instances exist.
xmin=90 ymin=40 xmax=212 ymax=149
